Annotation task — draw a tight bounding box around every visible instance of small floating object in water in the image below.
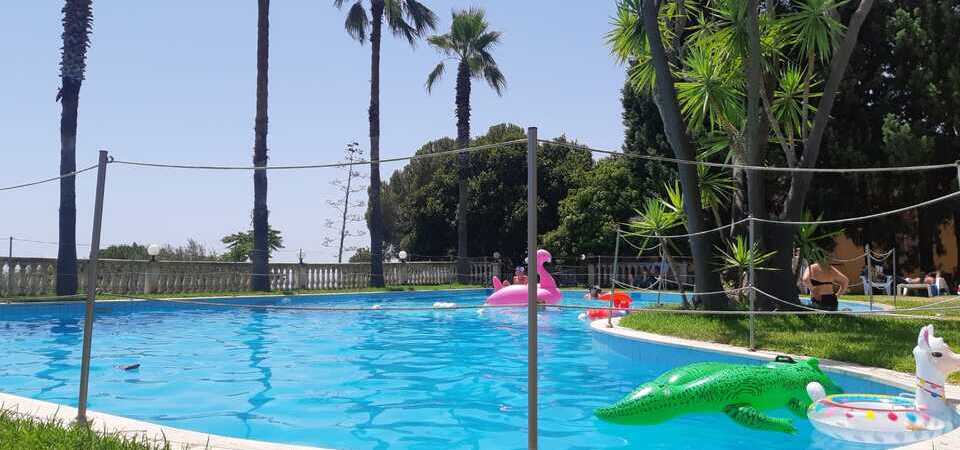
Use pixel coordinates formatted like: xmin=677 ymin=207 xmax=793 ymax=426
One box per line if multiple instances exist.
xmin=119 ymin=363 xmax=140 ymax=371
xmin=433 ymin=302 xmax=456 ymax=309
xmin=577 ymin=312 xmax=587 ymax=321
xmin=370 ymin=304 xmax=382 ymax=310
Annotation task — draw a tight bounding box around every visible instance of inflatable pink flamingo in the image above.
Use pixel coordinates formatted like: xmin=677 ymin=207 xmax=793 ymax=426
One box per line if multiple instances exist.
xmin=486 ymin=249 xmax=562 ymax=306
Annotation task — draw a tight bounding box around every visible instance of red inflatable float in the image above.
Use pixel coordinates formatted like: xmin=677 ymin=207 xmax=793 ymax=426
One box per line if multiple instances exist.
xmin=587 ymin=291 xmax=633 ymax=319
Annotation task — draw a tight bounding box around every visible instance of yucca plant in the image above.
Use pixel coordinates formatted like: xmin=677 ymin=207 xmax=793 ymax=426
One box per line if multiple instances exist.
xmin=625 ymin=192 xmax=692 ymax=307
xmin=715 ymin=235 xmax=777 ymax=306
xmin=780 ymin=0 xmax=845 ymax=139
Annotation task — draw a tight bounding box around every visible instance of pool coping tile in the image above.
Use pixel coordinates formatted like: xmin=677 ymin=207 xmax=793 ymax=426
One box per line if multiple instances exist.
xmin=0 ymin=392 xmax=331 ymax=450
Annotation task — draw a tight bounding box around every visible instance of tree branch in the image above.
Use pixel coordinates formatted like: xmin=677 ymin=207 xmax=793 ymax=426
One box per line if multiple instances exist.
xmin=784 ymin=0 xmax=876 ymax=219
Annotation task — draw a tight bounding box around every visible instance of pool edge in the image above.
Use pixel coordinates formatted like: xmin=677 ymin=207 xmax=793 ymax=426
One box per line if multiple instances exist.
xmin=0 ymin=392 xmax=332 ymax=450
xmin=589 ymin=318 xmax=960 ymax=450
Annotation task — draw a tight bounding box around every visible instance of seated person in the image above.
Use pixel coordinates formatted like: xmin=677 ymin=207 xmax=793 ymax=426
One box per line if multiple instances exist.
xmin=512 ymin=266 xmax=528 ymax=285
xmin=585 ymin=285 xmax=603 ymax=300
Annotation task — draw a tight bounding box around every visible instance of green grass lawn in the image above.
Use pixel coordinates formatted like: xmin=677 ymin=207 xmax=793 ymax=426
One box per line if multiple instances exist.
xmin=1 ymin=283 xmax=485 ymax=303
xmin=619 ymin=302 xmax=960 ymax=381
xmin=0 ymin=410 xmax=170 ymax=450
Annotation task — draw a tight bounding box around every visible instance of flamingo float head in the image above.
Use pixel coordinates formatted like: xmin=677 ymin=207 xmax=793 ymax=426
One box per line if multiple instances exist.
xmin=536 ymin=249 xmax=552 ymax=265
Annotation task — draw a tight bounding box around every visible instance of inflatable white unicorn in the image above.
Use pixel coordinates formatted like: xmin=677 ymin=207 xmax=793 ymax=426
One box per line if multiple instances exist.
xmin=807 ymin=324 xmax=960 ymax=445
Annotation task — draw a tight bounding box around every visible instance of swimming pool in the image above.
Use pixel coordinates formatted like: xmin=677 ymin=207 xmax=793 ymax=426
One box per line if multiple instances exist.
xmin=0 ymin=290 xmax=901 ymax=449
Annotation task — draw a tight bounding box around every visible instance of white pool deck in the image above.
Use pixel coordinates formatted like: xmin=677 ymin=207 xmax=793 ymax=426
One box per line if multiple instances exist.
xmin=0 ymin=392 xmax=328 ymax=450
xmin=591 ymin=318 xmax=960 ymax=450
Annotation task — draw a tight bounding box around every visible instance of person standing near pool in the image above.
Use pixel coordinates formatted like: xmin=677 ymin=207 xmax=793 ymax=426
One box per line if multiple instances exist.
xmin=802 ymin=256 xmax=849 ymax=311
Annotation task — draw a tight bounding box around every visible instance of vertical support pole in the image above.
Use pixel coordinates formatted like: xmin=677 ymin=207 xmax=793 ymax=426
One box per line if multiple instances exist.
xmin=892 ymin=247 xmax=898 ymax=308
xmin=6 ymin=236 xmax=12 ymax=298
xmin=77 ymin=150 xmax=109 ymax=425
xmin=748 ymin=215 xmax=756 ymax=351
xmin=865 ymin=244 xmax=873 ymax=310
xmin=608 ymin=228 xmax=621 ymax=328
xmin=526 ymin=127 xmax=538 ymax=450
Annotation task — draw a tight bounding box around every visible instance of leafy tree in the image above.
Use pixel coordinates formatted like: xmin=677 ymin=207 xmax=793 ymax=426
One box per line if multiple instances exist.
xmin=221 ymin=227 xmax=284 ymax=262
xmin=56 ymin=0 xmax=93 ymax=295
xmin=621 ymin=73 xmax=676 ymax=194
xmin=425 ymin=7 xmax=506 ymax=283
xmin=380 ymin=124 xmax=592 ymax=264
xmin=251 ymin=0 xmax=271 ymax=291
xmin=335 ymin=0 xmax=437 ymax=287
xmin=99 ymin=240 xmax=219 ymax=261
xmin=812 ymin=0 xmax=960 ymax=276
xmin=544 ymin=157 xmax=643 ymax=256
xmin=349 ymin=247 xmax=372 ymax=263
xmin=608 ymin=0 xmax=877 ymax=307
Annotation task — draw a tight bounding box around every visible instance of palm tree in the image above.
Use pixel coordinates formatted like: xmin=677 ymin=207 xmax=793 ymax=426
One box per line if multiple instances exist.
xmin=251 ymin=0 xmax=270 ymax=291
xmin=425 ymin=8 xmax=505 ymax=283
xmin=335 ymin=0 xmax=436 ymax=287
xmin=56 ymin=0 xmax=93 ymax=296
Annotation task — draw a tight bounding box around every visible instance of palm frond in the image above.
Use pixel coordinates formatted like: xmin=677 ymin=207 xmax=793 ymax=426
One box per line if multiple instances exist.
xmin=343 ymin=1 xmax=369 ymax=44
xmin=482 ymin=65 xmax=506 ymax=96
xmin=425 ymin=62 xmax=446 ymax=93
xmin=780 ymin=0 xmax=846 ymax=61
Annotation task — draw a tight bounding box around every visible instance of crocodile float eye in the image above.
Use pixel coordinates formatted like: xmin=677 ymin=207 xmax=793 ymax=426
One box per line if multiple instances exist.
xmin=931 ymin=352 xmax=943 ymax=358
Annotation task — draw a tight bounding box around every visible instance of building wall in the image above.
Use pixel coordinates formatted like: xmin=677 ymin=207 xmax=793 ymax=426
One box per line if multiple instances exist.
xmin=830 ymin=218 xmax=958 ymax=292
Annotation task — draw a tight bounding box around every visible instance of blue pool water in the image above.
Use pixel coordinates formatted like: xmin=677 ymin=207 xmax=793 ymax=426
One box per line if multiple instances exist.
xmin=0 ymin=290 xmax=901 ymax=449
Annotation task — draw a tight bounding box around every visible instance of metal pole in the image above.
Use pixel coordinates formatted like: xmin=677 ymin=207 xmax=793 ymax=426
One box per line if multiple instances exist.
xmin=865 ymin=244 xmax=873 ymax=310
xmin=77 ymin=150 xmax=109 ymax=425
xmin=526 ymin=127 xmax=538 ymax=450
xmin=892 ymin=247 xmax=898 ymax=308
xmin=6 ymin=236 xmax=12 ymax=298
xmin=609 ymin=228 xmax=621 ymax=328
xmin=748 ymin=215 xmax=756 ymax=351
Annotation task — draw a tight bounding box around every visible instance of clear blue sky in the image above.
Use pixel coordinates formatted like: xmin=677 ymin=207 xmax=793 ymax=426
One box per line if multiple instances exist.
xmin=1 ymin=1 xmax=626 ymax=262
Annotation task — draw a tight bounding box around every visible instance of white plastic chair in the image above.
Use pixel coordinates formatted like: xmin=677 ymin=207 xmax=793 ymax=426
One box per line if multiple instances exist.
xmin=862 ymin=275 xmax=892 ymax=296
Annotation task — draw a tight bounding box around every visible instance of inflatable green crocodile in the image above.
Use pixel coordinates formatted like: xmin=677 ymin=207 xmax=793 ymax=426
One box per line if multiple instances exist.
xmin=595 ymin=357 xmax=842 ymax=434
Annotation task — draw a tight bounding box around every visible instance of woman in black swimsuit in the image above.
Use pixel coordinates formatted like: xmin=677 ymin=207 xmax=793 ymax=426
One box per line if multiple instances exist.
xmin=802 ymin=256 xmax=849 ymax=311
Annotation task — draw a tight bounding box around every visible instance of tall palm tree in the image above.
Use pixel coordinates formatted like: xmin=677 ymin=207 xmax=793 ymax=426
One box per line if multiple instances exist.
xmin=56 ymin=0 xmax=93 ymax=296
xmin=425 ymin=8 xmax=505 ymax=283
xmin=251 ymin=0 xmax=270 ymax=291
xmin=335 ymin=0 xmax=436 ymax=287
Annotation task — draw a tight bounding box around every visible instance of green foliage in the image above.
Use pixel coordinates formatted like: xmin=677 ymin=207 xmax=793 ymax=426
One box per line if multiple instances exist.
xmin=625 ymin=196 xmax=684 ymax=251
xmin=0 ymin=409 xmax=168 ymax=450
xmin=335 ymin=0 xmax=437 ymax=46
xmin=221 ymin=226 xmax=284 ymax=262
xmin=794 ymin=211 xmax=842 ymax=266
xmin=425 ymin=8 xmax=505 ymax=95
xmin=544 ymin=157 xmax=644 ymax=256
xmin=379 ymin=124 xmax=591 ymax=262
xmin=99 ymin=240 xmax=218 ymax=261
xmin=349 ymin=247 xmax=372 ymax=263
xmin=715 ymin=235 xmax=777 ymax=273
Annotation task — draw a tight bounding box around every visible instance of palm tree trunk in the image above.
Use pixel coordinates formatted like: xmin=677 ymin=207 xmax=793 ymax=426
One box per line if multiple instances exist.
xmin=641 ymin=0 xmax=726 ymax=309
xmin=57 ymin=78 xmax=80 ymax=295
xmin=55 ymin=0 xmax=92 ymax=296
xmin=367 ymin=0 xmax=386 ymax=287
xmin=251 ymin=0 xmax=270 ymax=291
xmin=455 ymin=60 xmax=471 ymax=284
